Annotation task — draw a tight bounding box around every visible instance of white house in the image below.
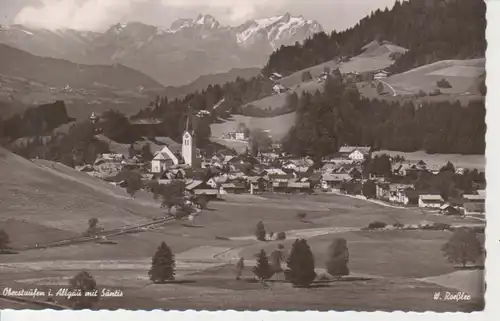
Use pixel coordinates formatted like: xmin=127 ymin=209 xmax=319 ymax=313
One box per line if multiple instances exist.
xmin=418 ymin=194 xmax=444 ymax=208
xmin=151 ymin=146 xmax=180 ymax=173
xmin=338 ymin=146 xmax=372 ymax=161
xmin=374 ymin=71 xmax=389 ymax=79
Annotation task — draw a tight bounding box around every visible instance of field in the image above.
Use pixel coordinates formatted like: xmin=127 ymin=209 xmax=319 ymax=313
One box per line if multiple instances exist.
xmin=373 ymin=150 xmax=485 ymax=171
xmin=0 ymin=151 xmax=485 ymax=311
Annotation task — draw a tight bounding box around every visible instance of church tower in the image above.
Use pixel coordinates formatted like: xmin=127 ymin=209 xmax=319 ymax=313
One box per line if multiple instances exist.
xmin=182 ymin=111 xmax=197 ymax=167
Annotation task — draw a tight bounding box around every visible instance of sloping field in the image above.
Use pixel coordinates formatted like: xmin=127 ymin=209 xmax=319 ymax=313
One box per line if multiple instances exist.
xmin=384 ymin=59 xmax=485 ymax=95
xmin=278 ymin=41 xmax=407 ymax=89
xmin=0 ymin=147 xmax=163 ymax=241
xmin=373 ymin=150 xmax=485 ymax=170
xmin=210 ymin=112 xmax=296 ymax=144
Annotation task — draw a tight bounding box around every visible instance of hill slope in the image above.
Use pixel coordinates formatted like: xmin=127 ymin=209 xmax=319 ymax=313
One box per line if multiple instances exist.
xmin=0 ymin=44 xmax=163 ymax=90
xmin=0 ymin=147 xmax=162 ymax=241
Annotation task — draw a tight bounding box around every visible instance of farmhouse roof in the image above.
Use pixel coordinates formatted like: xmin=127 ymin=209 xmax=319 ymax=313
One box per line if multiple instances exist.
xmin=419 ymin=194 xmax=444 ymax=202
xmin=322 ymin=173 xmax=352 ymax=182
xmin=338 ymin=146 xmax=372 ymax=154
xmin=463 ymin=194 xmax=486 ymax=202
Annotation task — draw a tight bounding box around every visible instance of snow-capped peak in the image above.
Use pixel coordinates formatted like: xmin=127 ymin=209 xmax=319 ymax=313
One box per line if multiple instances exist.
xmin=236 ymin=13 xmax=324 ymax=49
xmin=169 ymin=14 xmax=222 ymax=32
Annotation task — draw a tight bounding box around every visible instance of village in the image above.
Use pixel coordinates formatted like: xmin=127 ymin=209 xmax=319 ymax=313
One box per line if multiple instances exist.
xmin=79 ymin=112 xmax=486 ymax=222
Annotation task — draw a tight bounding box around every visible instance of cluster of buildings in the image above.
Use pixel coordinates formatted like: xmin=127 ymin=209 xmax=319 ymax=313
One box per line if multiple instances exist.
xmin=82 ymin=111 xmax=485 ymax=219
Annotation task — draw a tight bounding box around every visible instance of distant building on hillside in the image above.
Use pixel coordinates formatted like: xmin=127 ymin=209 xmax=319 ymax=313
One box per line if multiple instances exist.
xmin=273 ymin=84 xmax=288 ymax=94
xmin=338 ymin=146 xmax=372 ymax=161
xmin=374 ymin=71 xmax=389 ymax=80
xmin=269 ymin=72 xmax=283 ymax=82
xmin=418 ymin=194 xmax=444 ymax=208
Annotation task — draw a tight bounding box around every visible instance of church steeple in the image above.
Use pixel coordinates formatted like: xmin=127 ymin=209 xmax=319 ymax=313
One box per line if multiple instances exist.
xmin=182 ymin=106 xmax=197 ymax=167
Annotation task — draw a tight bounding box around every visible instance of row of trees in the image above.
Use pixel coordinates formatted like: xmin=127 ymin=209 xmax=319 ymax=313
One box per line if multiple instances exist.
xmin=282 ymin=77 xmax=485 ymax=157
xmin=263 ymin=0 xmax=485 ymax=77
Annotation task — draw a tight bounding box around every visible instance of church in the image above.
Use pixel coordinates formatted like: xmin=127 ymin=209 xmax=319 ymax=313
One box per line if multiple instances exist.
xmin=150 ymin=113 xmax=199 ymax=173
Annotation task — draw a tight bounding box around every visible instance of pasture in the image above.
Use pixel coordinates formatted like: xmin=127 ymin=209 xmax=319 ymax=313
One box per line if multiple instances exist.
xmin=373 ymin=150 xmax=485 ymax=171
xmin=0 ymin=172 xmax=485 ymax=311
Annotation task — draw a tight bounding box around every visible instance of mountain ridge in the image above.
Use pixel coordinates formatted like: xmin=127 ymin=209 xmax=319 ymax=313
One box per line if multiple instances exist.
xmin=0 ymin=13 xmax=323 ymax=86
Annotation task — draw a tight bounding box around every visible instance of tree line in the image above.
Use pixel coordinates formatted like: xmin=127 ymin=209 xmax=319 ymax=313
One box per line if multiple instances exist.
xmin=262 ymin=0 xmax=485 ymax=77
xmin=282 ymin=77 xmax=485 ymax=158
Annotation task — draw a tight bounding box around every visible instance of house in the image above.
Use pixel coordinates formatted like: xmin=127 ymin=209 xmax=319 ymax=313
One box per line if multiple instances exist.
xmin=151 ymin=145 xmax=181 ymax=173
xmin=374 ymin=70 xmax=389 ymax=79
xmin=287 ymin=181 xmax=312 ymax=194
xmin=462 ymin=193 xmax=486 ymax=203
xmin=418 ymin=194 xmax=444 ymax=208
xmin=185 ymin=179 xmax=219 ymax=198
xmin=376 ymin=183 xmax=417 ymax=205
xmin=269 ymin=72 xmax=283 ymax=82
xmin=220 ymin=181 xmax=247 ymax=194
xmin=463 ymin=202 xmax=485 ymax=216
xmin=273 ymin=84 xmax=288 ymax=94
xmin=101 ymin=153 xmax=125 ymax=162
xmin=321 ymin=173 xmax=352 ymax=190
xmin=338 ymin=146 xmax=372 ymax=161
xmin=440 ymin=204 xmax=461 ymax=215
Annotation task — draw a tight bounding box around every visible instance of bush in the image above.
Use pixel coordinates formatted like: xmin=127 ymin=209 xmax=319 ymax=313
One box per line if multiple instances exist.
xmin=429 ymin=88 xmax=442 ymax=96
xmin=276 ymin=231 xmax=286 ymax=240
xmin=367 ymin=221 xmax=387 ymax=230
xmin=393 ymin=222 xmax=404 ymax=229
xmin=286 ymin=239 xmax=316 ymax=287
xmin=149 ymin=242 xmax=176 ymax=283
xmin=301 ymin=71 xmax=313 ymax=82
xmin=436 ymin=78 xmax=452 ymax=88
xmin=255 ymin=221 xmax=266 ymax=241
xmin=0 ymin=229 xmax=10 ymax=252
xmin=68 ymin=271 xmax=99 ymax=309
xmin=297 ymin=212 xmax=307 ymax=221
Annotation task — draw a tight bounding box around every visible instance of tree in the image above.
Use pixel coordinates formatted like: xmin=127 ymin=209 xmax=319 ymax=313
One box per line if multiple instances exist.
xmin=253 ymin=250 xmax=274 ymax=281
xmin=286 ymin=239 xmax=316 ymax=287
xmin=141 ymin=143 xmax=154 ymax=161
xmin=194 ymin=193 xmax=209 ymax=209
xmin=301 ymin=71 xmax=313 ymax=82
xmin=362 ymin=180 xmax=377 ymax=199
xmin=442 ymin=227 xmax=483 ymax=267
xmin=436 ymin=78 xmax=452 ymax=88
xmin=297 ymin=212 xmax=307 ymax=221
xmin=236 ymin=257 xmax=245 ymax=280
xmin=326 ymin=238 xmax=350 ymax=279
xmin=125 ymin=170 xmax=142 ymax=197
xmin=149 ymin=242 xmax=176 ymax=283
xmin=128 ymin=144 xmax=137 ymax=158
xmin=255 ymin=221 xmax=266 ymax=241
xmin=0 ymin=229 xmax=10 ymax=253
xmin=269 ymin=244 xmax=286 ymax=274
xmin=86 ymin=218 xmax=100 ymax=237
xmin=160 ymin=181 xmax=186 ymax=214
xmin=68 ymin=271 xmax=99 ymax=309
xmin=440 ymin=161 xmax=456 ymax=173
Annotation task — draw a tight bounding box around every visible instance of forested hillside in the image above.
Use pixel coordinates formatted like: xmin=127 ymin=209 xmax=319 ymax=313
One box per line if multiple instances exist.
xmin=282 ymin=77 xmax=485 ymax=158
xmin=263 ymin=0 xmax=486 ymax=76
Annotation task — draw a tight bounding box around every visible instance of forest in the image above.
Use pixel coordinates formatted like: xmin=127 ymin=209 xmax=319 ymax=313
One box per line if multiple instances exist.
xmin=262 ymin=0 xmax=486 ymax=76
xmin=282 ymin=77 xmax=485 ymax=158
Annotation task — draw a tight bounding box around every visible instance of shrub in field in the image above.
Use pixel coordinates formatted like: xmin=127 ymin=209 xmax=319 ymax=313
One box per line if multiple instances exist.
xmin=149 ymin=242 xmax=176 ymax=283
xmin=68 ymin=271 xmax=99 ymax=309
xmin=0 ymin=229 xmax=10 ymax=253
xmin=276 ymin=231 xmax=286 ymax=240
xmin=286 ymin=239 xmax=316 ymax=287
xmin=436 ymin=78 xmax=452 ymax=88
xmin=253 ymin=250 xmax=274 ymax=281
xmin=255 ymin=221 xmax=266 ymax=241
xmin=442 ymin=227 xmax=482 ymax=267
xmin=393 ymin=222 xmax=404 ymax=229
xmin=326 ymin=238 xmax=350 ymax=279
xmin=297 ymin=212 xmax=307 ymax=221
xmin=367 ymin=221 xmax=387 ymax=230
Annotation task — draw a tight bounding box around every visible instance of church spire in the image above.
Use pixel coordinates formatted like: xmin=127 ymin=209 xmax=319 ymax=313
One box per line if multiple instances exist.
xmin=184 ymin=105 xmax=194 ymax=134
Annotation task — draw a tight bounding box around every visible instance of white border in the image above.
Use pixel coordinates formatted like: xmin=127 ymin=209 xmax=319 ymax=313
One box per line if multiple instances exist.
xmin=2 ymin=0 xmax=499 ymax=320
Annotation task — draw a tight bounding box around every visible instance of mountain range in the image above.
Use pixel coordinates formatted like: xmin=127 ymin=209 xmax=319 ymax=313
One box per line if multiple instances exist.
xmin=0 ymin=13 xmax=323 ymax=86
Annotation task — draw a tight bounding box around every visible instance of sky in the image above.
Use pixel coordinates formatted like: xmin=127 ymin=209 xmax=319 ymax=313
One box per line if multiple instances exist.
xmin=0 ymin=0 xmax=400 ymax=32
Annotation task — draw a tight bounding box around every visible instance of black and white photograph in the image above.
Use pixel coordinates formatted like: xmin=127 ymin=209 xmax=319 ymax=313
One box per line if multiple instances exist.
xmin=0 ymin=0 xmax=488 ymax=313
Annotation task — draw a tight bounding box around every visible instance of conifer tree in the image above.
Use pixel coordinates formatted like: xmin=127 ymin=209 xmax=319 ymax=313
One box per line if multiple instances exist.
xmin=326 ymin=238 xmax=350 ymax=279
xmin=68 ymin=271 xmax=99 ymax=309
xmin=286 ymin=239 xmax=316 ymax=287
xmin=255 ymin=221 xmax=266 ymax=241
xmin=253 ymin=250 xmax=274 ymax=281
xmin=149 ymin=242 xmax=176 ymax=283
